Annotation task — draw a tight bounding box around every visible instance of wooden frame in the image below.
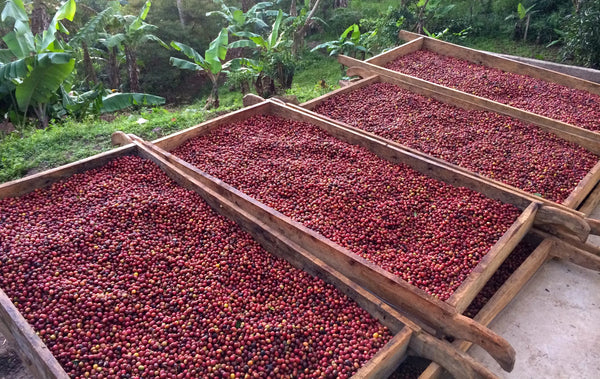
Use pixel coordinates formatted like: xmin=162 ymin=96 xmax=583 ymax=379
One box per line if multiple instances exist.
xmin=1 ymin=103 xmax=599 ymax=378
xmin=117 ymin=101 xmax=600 ymax=373
xmin=0 ymin=104 xmax=518 ymax=378
xmin=298 ymin=72 xmax=600 ymax=233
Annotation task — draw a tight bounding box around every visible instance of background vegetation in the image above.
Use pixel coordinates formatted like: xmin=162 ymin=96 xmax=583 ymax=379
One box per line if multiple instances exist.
xmin=1 ymin=0 xmax=599 ymax=181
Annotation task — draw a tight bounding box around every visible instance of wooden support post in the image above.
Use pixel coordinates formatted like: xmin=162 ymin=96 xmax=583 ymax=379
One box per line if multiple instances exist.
xmin=115 ymin=132 xmax=517 ymax=372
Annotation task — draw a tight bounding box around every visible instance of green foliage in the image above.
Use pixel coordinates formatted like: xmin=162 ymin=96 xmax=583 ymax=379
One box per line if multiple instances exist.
xmin=311 ymin=24 xmax=369 ymax=58
xmin=561 ymin=0 xmax=600 ymax=68
xmin=0 ymin=0 xmax=77 ymax=127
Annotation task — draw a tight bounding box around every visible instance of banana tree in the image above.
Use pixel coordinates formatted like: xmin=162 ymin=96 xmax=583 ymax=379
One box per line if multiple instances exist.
xmin=170 ymin=28 xmax=229 ymax=109
xmin=0 ymin=0 xmax=77 ymax=127
xmin=206 ymin=0 xmax=277 ymax=33
xmin=228 ymin=9 xmax=295 ymax=92
xmin=101 ymin=1 xmax=167 ymax=93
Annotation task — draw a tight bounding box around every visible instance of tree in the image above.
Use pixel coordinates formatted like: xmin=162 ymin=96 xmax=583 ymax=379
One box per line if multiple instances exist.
xmin=291 ymin=0 xmax=323 ymax=56
xmin=505 ymin=2 xmax=538 ymax=42
xmin=562 ymin=0 xmax=600 ymax=68
xmin=0 ymin=0 xmax=77 ymax=127
xmin=170 ymin=28 xmax=229 ymax=109
xmin=229 ymin=9 xmax=296 ymax=94
xmin=102 ymin=1 xmax=167 ymax=92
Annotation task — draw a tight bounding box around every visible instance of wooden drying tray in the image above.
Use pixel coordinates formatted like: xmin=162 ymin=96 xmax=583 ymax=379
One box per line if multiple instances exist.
xmin=111 ymin=99 xmax=598 ymax=375
xmin=111 ymin=100 xmax=533 ymax=371
xmin=297 ymin=69 xmax=600 ymax=242
xmin=0 ymin=119 xmax=508 ymax=379
xmin=366 ymin=30 xmax=600 ymax=97
xmin=237 ymin=96 xmax=600 ymax=378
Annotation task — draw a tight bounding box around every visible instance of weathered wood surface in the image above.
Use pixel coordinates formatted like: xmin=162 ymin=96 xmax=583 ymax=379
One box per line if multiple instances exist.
xmin=366 ymin=37 xmax=424 ymax=67
xmin=395 ymin=30 xmax=600 ymax=96
xmin=419 ymin=240 xmax=552 ymax=379
xmin=447 ymin=204 xmax=538 ymax=311
xmin=353 ymin=329 xmax=412 ymax=379
xmin=0 ymin=289 xmax=69 ymax=379
xmin=120 ymin=132 xmax=517 ymax=372
xmin=119 ymin=133 xmax=503 ymax=378
xmin=337 ymin=57 xmax=600 ymax=155
xmin=0 ymin=145 xmax=134 ymax=200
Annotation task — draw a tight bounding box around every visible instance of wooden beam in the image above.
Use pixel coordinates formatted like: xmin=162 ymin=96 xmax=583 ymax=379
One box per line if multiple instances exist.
xmin=0 ymin=289 xmax=68 ymax=378
xmin=120 ymin=132 xmax=517 ymax=372
xmin=419 ymin=240 xmax=552 ymax=379
xmin=354 ymin=329 xmax=412 ymax=378
xmin=338 ymin=56 xmax=600 ymax=155
xmin=410 ymin=332 xmax=498 ymax=379
xmin=448 ymin=203 xmax=538 ymax=311
xmin=365 ymin=37 xmax=424 ymax=67
xmin=0 ymin=146 xmax=133 ymax=200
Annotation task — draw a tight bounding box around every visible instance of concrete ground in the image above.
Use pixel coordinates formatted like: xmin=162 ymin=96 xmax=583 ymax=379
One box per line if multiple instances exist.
xmin=469 ymin=206 xmax=600 ymax=378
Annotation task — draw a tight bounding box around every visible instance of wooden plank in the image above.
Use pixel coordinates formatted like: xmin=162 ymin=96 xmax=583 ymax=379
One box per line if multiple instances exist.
xmin=301 ymin=75 xmax=379 ymax=110
xmin=0 ymin=145 xmax=134 ymax=200
xmin=338 ymin=55 xmax=600 ymax=155
xmin=548 ymin=238 xmax=600 ymax=271
xmin=419 ymin=239 xmax=552 ymax=379
xmin=577 ymin=182 xmax=600 ymax=216
xmin=123 ymin=133 xmax=517 ymax=372
xmin=420 ymin=37 xmax=600 ymax=96
xmin=151 ymin=100 xmax=271 ymax=152
xmin=447 ymin=203 xmax=538 ymax=311
xmin=563 ymin=160 xmax=600 ymax=209
xmin=410 ymin=332 xmax=498 ymax=379
xmin=0 ymin=289 xmax=68 ymax=379
xmin=277 ymin=101 xmax=594 ymax=242
xmin=365 ymin=37 xmax=424 ymax=67
xmin=354 ymin=328 xmax=412 ymax=379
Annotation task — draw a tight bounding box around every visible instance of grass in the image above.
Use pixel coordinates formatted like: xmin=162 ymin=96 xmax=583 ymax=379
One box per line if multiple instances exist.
xmin=459 ymin=36 xmax=562 ymax=62
xmin=0 ymin=54 xmax=342 ymax=183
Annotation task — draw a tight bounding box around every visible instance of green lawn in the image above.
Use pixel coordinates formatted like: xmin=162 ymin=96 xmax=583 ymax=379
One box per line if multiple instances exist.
xmin=0 ymin=54 xmax=342 ymax=183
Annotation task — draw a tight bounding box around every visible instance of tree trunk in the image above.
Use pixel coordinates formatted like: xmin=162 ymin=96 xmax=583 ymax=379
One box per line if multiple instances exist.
xmin=290 ymin=0 xmax=297 ymax=17
xmin=415 ymin=0 xmax=430 ymax=34
xmin=242 ymin=0 xmax=254 ymax=12
xmin=31 ymin=0 xmax=50 ymax=35
xmin=108 ymin=46 xmax=120 ymax=90
xmin=176 ymin=0 xmax=186 ymax=27
xmin=523 ymin=14 xmax=531 ymax=42
xmin=82 ymin=41 xmax=98 ymax=85
xmin=291 ymin=0 xmax=323 ymax=56
xmin=124 ymin=45 xmax=140 ymax=93
xmin=333 ymin=0 xmax=348 ymax=8
xmin=205 ymin=78 xmax=220 ymax=109
xmin=34 ymin=103 xmax=49 ymax=129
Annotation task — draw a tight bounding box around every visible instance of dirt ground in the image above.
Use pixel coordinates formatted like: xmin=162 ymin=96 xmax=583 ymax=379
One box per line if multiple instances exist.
xmin=0 ymin=333 xmax=31 ymax=379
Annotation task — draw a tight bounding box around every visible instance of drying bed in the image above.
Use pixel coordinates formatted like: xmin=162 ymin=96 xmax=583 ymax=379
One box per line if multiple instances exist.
xmin=0 ymin=155 xmax=392 ymax=378
xmin=384 ymin=49 xmax=600 ymax=131
xmin=171 ymin=113 xmax=521 ymax=301
xmin=311 ymin=80 xmax=599 ymax=203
